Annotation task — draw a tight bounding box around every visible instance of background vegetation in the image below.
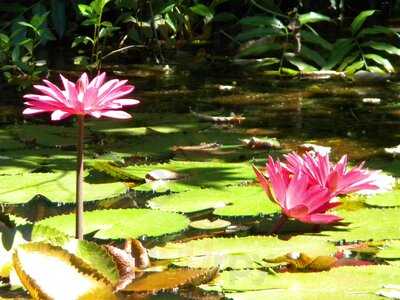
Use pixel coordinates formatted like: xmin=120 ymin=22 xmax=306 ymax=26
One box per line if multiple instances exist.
xmin=1 ymin=0 xmax=400 ymax=89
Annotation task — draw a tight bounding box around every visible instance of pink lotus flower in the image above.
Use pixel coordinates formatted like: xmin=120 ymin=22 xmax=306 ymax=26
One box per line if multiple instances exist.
xmin=23 ymin=72 xmax=139 ymax=120
xmin=284 ymin=152 xmax=379 ymax=196
xmin=253 ymin=157 xmax=342 ymax=225
xmin=22 ymin=72 xmax=139 ymax=240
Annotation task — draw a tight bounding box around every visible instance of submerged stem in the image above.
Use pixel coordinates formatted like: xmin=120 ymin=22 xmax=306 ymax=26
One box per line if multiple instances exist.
xmin=76 ymin=115 xmax=85 ymax=240
xmin=271 ymin=214 xmax=288 ymax=234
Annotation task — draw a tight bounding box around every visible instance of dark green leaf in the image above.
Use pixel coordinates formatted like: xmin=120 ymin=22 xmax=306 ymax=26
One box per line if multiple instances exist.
xmin=190 ymin=4 xmax=214 ymax=18
xmin=238 ymin=43 xmax=281 ymax=58
xmin=51 ymin=0 xmax=66 ymax=38
xmin=78 ymin=4 xmax=93 ymax=17
xmin=235 ymin=27 xmax=284 ymax=42
xmin=285 ymin=54 xmax=318 ymax=72
xmin=212 ymin=12 xmax=237 ymax=23
xmin=239 ymin=16 xmax=285 ymax=29
xmin=299 ymin=12 xmax=331 ymax=25
xmin=337 ymin=51 xmax=359 ymax=71
xmin=358 ymin=25 xmax=395 ymax=37
xmin=323 ymin=39 xmax=355 ymax=70
xmin=344 ymin=59 xmax=365 ymax=74
xmin=351 ymin=10 xmax=375 ymax=35
xmin=363 ymin=41 xmax=400 ymax=56
xmin=301 ymin=30 xmax=332 ymax=51
xmin=365 ymin=53 xmax=394 ymax=72
xmin=300 ymin=45 xmax=326 ymax=67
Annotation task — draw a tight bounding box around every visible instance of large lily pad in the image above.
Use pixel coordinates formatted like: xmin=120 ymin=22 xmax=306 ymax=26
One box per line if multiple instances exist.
xmin=36 ymin=209 xmax=189 ymax=239
xmin=202 ymin=266 xmax=400 ymax=300
xmin=13 ymin=242 xmax=116 ymax=300
xmin=123 ymin=268 xmax=218 ymax=294
xmin=0 ymin=171 xmax=127 ymax=203
xmin=148 ymin=186 xmax=279 ymax=216
xmin=9 ymin=124 xmax=79 ymax=147
xmin=0 ymin=149 xmax=78 ymax=175
xmin=149 ymin=236 xmax=335 ymax=270
xmin=129 ymin=161 xmax=255 ymax=192
xmin=315 ymin=208 xmax=400 ymax=241
xmin=0 ymin=129 xmax=25 ymax=151
xmin=365 ymin=190 xmax=400 ymax=207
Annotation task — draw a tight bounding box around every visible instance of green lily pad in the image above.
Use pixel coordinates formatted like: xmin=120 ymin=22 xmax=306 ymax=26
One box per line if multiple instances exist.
xmin=315 ymin=208 xmax=400 ymax=241
xmin=0 ymin=129 xmax=25 ymax=150
xmin=36 ymin=208 xmax=189 ymax=239
xmin=129 ymin=161 xmax=255 ymax=192
xmin=9 ymin=124 xmax=79 ymax=147
xmin=13 ymin=242 xmax=116 ymax=300
xmin=0 ymin=149 xmax=78 ymax=175
xmin=148 ymin=186 xmax=279 ymax=216
xmin=189 ymin=219 xmax=231 ymax=230
xmin=202 ymin=266 xmax=400 ymax=300
xmin=365 ymin=190 xmax=400 ymax=207
xmin=149 ymin=235 xmax=335 ymax=269
xmin=376 ymin=240 xmax=400 ymax=265
xmin=0 ymin=171 xmax=127 ymax=203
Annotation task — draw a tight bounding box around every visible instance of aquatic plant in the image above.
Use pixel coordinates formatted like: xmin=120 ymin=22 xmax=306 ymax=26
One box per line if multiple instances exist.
xmin=23 ymin=72 xmax=139 ymax=239
xmin=253 ymin=152 xmax=379 ymax=231
xmin=284 ymin=152 xmax=379 ymax=197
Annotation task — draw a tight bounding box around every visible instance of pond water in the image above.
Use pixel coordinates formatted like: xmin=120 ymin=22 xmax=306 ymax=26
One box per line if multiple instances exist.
xmin=1 ymin=63 xmax=400 ymax=299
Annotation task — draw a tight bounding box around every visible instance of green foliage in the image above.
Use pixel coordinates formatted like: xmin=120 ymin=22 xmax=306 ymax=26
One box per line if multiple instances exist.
xmin=0 ymin=171 xmax=127 ymax=204
xmin=148 ymin=186 xmax=279 ymax=216
xmin=202 ymin=266 xmax=400 ymax=299
xmin=149 ymin=235 xmax=335 ymax=269
xmin=13 ymin=242 xmax=116 ymax=299
xmin=0 ymin=3 xmax=55 ymax=89
xmin=324 ymin=10 xmax=400 ymax=74
xmin=36 ymin=208 xmax=190 ymax=239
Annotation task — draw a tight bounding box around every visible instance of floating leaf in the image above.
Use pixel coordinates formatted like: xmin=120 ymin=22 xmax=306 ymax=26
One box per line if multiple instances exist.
xmin=13 ymin=242 xmax=116 ymax=300
xmin=202 ymin=266 xmax=400 ymax=300
xmin=149 ymin=236 xmax=335 ymax=270
xmin=0 ymin=171 xmax=127 ymax=203
xmin=129 ymin=161 xmax=255 ymax=192
xmin=37 ymin=209 xmax=189 ymax=239
xmin=9 ymin=124 xmax=79 ymax=148
xmin=148 ymin=186 xmax=279 ymax=216
xmin=316 ymin=208 xmax=400 ymax=241
xmin=365 ymin=190 xmax=400 ymax=207
xmin=189 ymin=219 xmax=231 ymax=230
xmin=63 ymin=239 xmax=120 ymax=286
xmin=91 ymin=161 xmax=144 ymax=182
xmin=123 ymin=268 xmax=218 ymax=294
xmin=0 ymin=129 xmax=25 ymax=151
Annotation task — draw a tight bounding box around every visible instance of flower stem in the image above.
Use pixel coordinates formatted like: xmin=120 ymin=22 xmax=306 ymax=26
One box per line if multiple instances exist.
xmin=271 ymin=214 xmax=288 ymax=234
xmin=76 ymin=115 xmax=85 ymax=240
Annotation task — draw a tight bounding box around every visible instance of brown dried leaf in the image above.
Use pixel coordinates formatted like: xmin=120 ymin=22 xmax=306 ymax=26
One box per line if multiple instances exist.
xmin=123 ymin=268 xmax=219 ymax=294
xmin=265 ymin=252 xmax=336 ymax=272
xmin=125 ymin=239 xmax=151 ymax=269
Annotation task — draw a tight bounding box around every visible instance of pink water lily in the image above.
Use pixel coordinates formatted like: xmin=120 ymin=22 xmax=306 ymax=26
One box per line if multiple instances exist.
xmin=284 ymin=152 xmax=379 ymax=196
xmin=23 ymin=72 xmax=138 ymax=240
xmin=253 ymin=157 xmax=342 ymax=225
xmin=23 ymin=72 xmax=139 ymax=120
